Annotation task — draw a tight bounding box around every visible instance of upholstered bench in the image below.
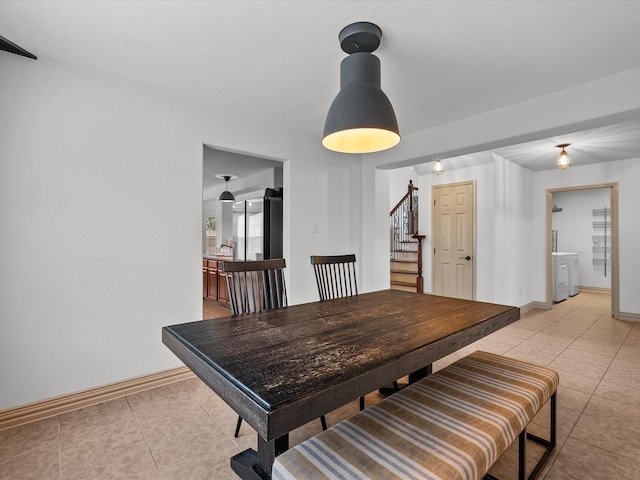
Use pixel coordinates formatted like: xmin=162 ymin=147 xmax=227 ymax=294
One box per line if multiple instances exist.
xmin=272 ymin=351 xmax=559 ymax=480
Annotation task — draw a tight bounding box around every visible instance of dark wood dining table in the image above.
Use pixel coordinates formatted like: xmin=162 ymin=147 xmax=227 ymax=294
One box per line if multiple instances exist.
xmin=162 ymin=289 xmax=519 ymax=480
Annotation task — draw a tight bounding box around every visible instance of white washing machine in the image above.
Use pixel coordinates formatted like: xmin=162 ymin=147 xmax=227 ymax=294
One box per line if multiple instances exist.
xmin=568 ymin=253 xmax=580 ymax=297
xmin=552 ymin=253 xmax=570 ymax=303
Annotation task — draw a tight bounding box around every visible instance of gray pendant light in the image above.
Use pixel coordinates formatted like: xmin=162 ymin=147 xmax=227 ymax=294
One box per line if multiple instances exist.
xmin=219 ymin=176 xmax=235 ymax=202
xmin=322 ymin=22 xmax=400 ymax=154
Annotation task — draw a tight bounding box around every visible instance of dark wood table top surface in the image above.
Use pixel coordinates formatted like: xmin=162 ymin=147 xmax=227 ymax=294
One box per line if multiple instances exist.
xmin=163 ymin=290 xmax=519 ymax=412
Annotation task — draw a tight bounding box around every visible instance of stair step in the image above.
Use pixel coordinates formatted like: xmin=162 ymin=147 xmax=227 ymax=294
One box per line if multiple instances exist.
xmin=391 ymin=261 xmax=417 ymax=272
xmin=392 ymin=244 xmax=418 ymax=252
xmin=391 ymin=279 xmax=417 ymax=287
xmin=391 ymin=251 xmax=418 ymax=261
xmin=389 ymin=263 xmax=418 ymax=276
xmin=397 ymin=241 xmax=418 ymax=247
xmin=390 ymin=283 xmax=417 ymax=293
xmin=391 ymin=272 xmax=417 ymax=283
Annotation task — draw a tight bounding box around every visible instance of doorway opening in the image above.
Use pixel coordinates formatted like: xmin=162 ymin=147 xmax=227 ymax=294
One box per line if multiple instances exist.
xmin=201 ymin=145 xmax=285 ymax=318
xmin=545 ymin=183 xmax=619 ymax=317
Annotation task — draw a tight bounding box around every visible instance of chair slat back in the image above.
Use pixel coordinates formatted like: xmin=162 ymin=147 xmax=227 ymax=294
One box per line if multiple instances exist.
xmin=221 ymin=259 xmax=287 ymax=315
xmin=310 ymin=254 xmax=358 ymax=301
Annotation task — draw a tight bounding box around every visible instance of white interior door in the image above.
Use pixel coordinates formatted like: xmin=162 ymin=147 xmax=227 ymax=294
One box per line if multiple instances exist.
xmin=432 ymin=182 xmax=475 ymax=299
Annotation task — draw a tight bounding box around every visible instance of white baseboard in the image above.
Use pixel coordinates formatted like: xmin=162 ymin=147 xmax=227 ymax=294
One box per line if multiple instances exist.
xmin=579 ymin=286 xmax=612 ymax=293
xmin=519 ymin=301 xmax=548 ymax=315
xmin=618 ymin=311 xmax=640 ymax=322
xmin=0 ymin=366 xmax=195 ymax=431
xmin=517 ymin=289 xmax=636 ymax=322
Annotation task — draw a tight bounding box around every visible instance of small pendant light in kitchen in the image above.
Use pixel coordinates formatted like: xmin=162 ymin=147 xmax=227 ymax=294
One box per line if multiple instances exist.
xmin=219 ymin=175 xmax=235 ymax=202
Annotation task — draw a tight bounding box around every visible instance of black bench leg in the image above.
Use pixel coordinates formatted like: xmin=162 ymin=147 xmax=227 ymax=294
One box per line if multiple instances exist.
xmin=525 ymin=391 xmax=557 ymax=480
xmin=550 ymin=392 xmax=557 ymax=449
xmin=519 ymin=429 xmax=527 ymax=480
xmin=484 ymin=392 xmax=557 ymax=480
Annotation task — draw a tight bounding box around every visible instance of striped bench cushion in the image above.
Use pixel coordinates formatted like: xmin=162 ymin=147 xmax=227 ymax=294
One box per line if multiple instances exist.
xmin=272 ymin=351 xmax=559 ymax=480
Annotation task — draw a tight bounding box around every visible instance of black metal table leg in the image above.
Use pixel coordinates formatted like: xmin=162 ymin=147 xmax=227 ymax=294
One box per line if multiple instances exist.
xmin=379 ymin=364 xmax=433 ymax=396
xmin=409 ymin=364 xmax=432 ymax=383
xmin=230 ymin=434 xmax=289 ymax=480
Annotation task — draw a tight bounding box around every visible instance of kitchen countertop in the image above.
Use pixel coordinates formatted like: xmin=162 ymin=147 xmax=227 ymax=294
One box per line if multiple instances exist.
xmin=203 ymin=255 xmax=234 ymax=261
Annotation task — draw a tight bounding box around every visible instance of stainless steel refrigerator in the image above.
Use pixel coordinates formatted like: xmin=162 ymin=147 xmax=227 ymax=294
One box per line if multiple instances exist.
xmin=232 ymin=188 xmax=283 ymax=261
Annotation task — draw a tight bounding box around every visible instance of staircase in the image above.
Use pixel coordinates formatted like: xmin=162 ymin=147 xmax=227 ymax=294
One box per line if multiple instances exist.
xmin=390 ymin=181 xmax=425 ymax=293
xmin=390 ymin=240 xmax=421 ymax=292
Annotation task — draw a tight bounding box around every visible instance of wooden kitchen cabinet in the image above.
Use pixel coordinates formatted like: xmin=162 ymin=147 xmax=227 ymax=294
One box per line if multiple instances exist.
xmin=203 ymin=259 xmax=208 ymax=298
xmin=207 ymin=260 xmax=217 ymax=299
xmin=218 ymin=270 xmax=228 ymax=303
xmin=203 ymin=258 xmax=229 ymax=306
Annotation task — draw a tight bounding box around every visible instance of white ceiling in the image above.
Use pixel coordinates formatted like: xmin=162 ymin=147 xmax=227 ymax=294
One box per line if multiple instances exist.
xmin=2 ymin=0 xmax=640 ymax=171
xmin=412 ymin=117 xmax=640 ymax=174
xmin=491 ymin=119 xmax=640 ymax=171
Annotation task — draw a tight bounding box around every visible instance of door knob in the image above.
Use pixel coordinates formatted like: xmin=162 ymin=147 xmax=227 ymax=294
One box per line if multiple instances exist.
xmin=460 ymin=256 xmax=471 ymax=260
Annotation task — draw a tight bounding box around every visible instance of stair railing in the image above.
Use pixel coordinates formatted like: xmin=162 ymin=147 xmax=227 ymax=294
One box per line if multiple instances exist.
xmin=390 ymin=181 xmax=425 ymax=293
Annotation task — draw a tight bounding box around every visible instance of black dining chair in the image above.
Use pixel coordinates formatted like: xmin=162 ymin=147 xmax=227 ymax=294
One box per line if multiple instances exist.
xmin=310 ymin=254 xmax=399 ymax=411
xmin=310 ymin=254 xmax=358 ymax=301
xmin=223 ymin=258 xmax=288 ymax=316
xmin=221 ymin=258 xmax=327 ymax=436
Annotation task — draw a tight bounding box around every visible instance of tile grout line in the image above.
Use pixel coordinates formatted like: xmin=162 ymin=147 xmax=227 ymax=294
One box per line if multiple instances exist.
xmin=125 ymin=395 xmax=166 ymax=480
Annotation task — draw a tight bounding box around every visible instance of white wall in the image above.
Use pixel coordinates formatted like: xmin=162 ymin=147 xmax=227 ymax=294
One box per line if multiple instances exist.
xmin=1 ymin=57 xmax=204 ymax=410
xmin=552 ymin=188 xmax=611 ymax=289
xmin=285 ymin=142 xmax=363 ymax=304
xmin=492 ymin=155 xmax=534 ymax=307
xmin=4 ymin=52 xmax=640 ymax=412
xmin=0 ymin=55 xmax=361 ymax=410
xmin=411 ymin=155 xmax=533 ymax=308
xmin=388 ymin=166 xmax=418 ymax=211
xmin=361 ymin=166 xmax=390 ymax=293
xmin=419 ymin=162 xmax=498 ymax=301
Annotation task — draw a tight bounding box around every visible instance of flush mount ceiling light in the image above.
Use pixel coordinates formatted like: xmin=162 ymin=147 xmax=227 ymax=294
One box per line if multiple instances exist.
xmin=556 ymin=144 xmax=571 ymax=170
xmin=432 ymin=160 xmax=444 ymax=175
xmin=322 ymin=22 xmax=400 ymax=154
xmin=218 ymin=175 xmax=235 ymax=202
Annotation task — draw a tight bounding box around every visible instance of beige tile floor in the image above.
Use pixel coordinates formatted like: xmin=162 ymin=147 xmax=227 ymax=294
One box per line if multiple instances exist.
xmin=2 ymin=290 xmax=640 ymax=479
